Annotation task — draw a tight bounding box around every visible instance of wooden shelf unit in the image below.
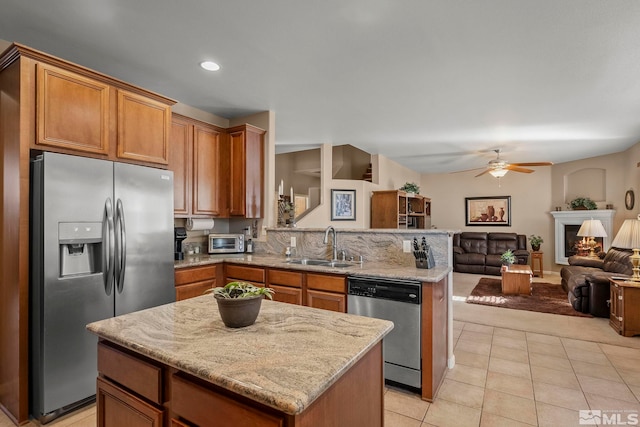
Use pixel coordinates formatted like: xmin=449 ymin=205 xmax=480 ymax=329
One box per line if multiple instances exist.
xmin=371 ymin=190 xmax=431 ymax=229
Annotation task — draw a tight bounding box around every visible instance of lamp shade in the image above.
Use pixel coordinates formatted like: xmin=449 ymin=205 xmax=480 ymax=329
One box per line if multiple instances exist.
xmin=611 ymin=219 xmax=640 ymax=249
xmin=577 ymin=219 xmax=607 ymax=238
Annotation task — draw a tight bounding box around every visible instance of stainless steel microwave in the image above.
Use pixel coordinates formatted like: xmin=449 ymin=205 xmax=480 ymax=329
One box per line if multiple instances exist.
xmin=208 ymin=233 xmax=244 ymax=254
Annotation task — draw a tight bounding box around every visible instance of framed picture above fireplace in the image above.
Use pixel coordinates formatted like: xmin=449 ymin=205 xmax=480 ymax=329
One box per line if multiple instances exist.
xmin=465 ymin=196 xmax=511 ymax=226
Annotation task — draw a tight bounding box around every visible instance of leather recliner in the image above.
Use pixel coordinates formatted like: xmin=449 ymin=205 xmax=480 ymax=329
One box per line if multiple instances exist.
xmin=561 ymin=248 xmax=632 ymax=317
xmin=453 ymin=232 xmax=529 ymax=276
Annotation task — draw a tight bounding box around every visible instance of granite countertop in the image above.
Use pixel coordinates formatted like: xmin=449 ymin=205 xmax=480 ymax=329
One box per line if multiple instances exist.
xmin=175 ymin=253 xmax=451 ymax=282
xmin=87 ymin=297 xmax=393 ymax=415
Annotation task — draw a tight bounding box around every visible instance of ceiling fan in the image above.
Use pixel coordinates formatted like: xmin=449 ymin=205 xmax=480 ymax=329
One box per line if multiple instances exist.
xmin=474 ymin=149 xmax=553 ymax=178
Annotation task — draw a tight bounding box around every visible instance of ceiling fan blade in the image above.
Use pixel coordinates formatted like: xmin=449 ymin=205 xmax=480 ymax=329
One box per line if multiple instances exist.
xmin=475 ymin=169 xmax=492 ymax=177
xmin=509 ymin=162 xmax=553 ymax=167
xmin=450 ymin=167 xmax=486 ymax=174
xmin=505 ymin=165 xmax=534 ymax=173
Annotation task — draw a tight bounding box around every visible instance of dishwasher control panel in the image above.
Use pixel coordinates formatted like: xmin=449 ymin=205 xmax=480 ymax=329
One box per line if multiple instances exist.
xmin=347 ymin=276 xmax=421 ymax=304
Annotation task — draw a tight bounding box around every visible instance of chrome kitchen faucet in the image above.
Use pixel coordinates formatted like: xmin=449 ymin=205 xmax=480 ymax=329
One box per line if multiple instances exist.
xmin=323 ymin=226 xmax=338 ymax=261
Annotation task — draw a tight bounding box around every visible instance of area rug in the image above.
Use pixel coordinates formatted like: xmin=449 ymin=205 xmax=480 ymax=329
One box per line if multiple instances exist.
xmin=466 ymin=278 xmax=592 ymax=317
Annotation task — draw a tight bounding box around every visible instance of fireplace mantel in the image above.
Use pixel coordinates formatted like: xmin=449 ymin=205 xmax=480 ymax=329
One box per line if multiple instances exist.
xmin=549 ymin=210 xmax=615 ymax=265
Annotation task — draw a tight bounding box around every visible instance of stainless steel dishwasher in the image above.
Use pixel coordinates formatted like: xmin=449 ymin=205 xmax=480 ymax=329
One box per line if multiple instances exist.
xmin=347 ymin=275 xmax=421 ymax=389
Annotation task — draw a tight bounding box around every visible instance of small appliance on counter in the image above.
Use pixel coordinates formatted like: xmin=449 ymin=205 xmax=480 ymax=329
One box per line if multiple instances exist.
xmin=174 ymin=227 xmax=187 ymax=260
xmin=208 ymin=233 xmax=244 ymax=254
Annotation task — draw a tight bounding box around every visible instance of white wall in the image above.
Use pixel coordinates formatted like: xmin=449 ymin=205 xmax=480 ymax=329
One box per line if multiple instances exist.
xmin=295 ymin=146 xmax=420 ymax=229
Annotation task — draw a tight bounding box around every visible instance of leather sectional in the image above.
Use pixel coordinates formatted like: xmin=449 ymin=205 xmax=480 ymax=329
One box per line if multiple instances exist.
xmin=453 ymin=232 xmax=530 ymax=276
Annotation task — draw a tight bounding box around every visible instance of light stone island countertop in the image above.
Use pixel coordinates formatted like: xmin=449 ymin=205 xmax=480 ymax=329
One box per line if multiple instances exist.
xmin=86 ymin=296 xmax=393 ymax=415
xmin=174 ymin=253 xmax=451 ymax=282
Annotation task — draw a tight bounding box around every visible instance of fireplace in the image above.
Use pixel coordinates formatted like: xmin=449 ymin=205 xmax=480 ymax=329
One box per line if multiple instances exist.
xmin=564 ymin=224 xmax=604 ymax=258
xmin=549 ymin=210 xmax=615 ymax=264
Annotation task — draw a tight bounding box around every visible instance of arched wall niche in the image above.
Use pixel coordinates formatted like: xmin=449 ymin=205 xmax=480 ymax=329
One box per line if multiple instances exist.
xmin=564 ymin=168 xmax=606 ymax=203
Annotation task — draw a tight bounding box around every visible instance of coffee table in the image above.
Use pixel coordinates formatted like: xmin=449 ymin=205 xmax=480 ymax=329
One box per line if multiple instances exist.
xmin=501 ymin=264 xmax=532 ymax=295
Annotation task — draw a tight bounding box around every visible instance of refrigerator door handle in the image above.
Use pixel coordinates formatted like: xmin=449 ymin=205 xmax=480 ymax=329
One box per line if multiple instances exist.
xmin=115 ymin=199 xmax=127 ymax=293
xmin=103 ymin=198 xmax=115 ymax=295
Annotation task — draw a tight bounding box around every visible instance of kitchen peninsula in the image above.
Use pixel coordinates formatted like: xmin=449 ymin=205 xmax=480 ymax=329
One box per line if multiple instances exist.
xmin=87 ymin=296 xmax=393 ymax=426
xmin=175 ymin=227 xmax=456 ymax=402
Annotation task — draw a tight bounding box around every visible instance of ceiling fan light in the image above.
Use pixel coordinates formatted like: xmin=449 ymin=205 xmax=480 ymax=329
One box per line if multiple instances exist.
xmin=489 ymin=169 xmax=508 ymax=178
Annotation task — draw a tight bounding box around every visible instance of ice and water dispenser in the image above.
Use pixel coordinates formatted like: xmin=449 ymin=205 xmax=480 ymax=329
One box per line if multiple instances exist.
xmin=58 ymin=222 xmax=102 ymax=277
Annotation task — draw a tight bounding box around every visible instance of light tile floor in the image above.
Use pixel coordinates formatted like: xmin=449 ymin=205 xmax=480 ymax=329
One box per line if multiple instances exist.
xmin=3 ymin=273 xmax=640 ymax=426
xmin=383 ymin=320 xmax=640 ymax=427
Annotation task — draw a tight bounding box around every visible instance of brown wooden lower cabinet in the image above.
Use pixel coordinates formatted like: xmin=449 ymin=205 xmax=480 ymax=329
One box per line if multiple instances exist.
xmin=97 ymin=377 xmax=163 ymax=427
xmin=172 ymin=374 xmax=285 ymax=427
xmin=96 ymin=339 xmax=384 ymax=427
xmin=264 ymin=268 xmax=347 ymax=312
xmin=306 ymin=273 xmax=346 ymax=313
xmin=306 ymin=289 xmax=346 ymax=312
xmin=270 ymin=284 xmax=304 ymax=305
xmin=175 ymin=265 xmax=219 ymax=301
xmin=225 ymin=263 xmax=266 ymax=286
xmin=267 ymin=268 xmax=303 ymax=306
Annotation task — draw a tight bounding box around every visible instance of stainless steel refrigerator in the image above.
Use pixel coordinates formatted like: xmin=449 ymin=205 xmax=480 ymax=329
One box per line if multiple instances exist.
xmin=30 ymin=152 xmax=176 ymax=423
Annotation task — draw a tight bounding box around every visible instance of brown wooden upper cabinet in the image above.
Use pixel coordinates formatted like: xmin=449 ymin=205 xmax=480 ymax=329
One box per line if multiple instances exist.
xmin=228 ymin=124 xmax=265 ymax=218
xmin=35 ymin=61 xmax=173 ymax=166
xmin=170 ymin=115 xmax=227 ymax=217
xmin=36 ymin=63 xmax=110 ymax=155
xmin=116 ymin=89 xmax=171 ymax=165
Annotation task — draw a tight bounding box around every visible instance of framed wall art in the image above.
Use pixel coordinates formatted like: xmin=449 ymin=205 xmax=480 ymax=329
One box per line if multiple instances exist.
xmin=465 ymin=196 xmax=511 ymax=226
xmin=331 ymin=189 xmax=356 ymax=220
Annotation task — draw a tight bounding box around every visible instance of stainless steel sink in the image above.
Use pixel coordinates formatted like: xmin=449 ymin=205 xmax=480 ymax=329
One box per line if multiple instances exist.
xmin=284 ymin=258 xmax=353 ymax=268
xmin=322 ymin=261 xmax=353 ymax=268
xmin=286 ymin=258 xmax=330 ymax=265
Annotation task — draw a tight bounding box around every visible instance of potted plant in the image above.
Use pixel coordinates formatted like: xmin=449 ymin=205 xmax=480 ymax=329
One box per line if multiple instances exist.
xmin=500 ymin=249 xmax=516 ymax=272
xmin=206 ymin=282 xmax=275 ymax=328
xmin=399 ymin=182 xmax=420 ymax=196
xmin=569 ymin=197 xmax=597 ymax=210
xmin=529 ymin=235 xmax=543 ymax=251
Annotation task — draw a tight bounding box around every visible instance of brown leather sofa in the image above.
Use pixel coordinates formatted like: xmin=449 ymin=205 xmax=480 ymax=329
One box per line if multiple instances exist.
xmin=453 ymin=232 xmax=529 ymax=275
xmin=560 ymin=248 xmax=632 ymax=317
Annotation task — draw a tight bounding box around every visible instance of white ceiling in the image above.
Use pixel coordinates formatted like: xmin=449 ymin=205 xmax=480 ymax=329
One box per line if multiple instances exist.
xmin=2 ymin=0 xmax=640 ymax=173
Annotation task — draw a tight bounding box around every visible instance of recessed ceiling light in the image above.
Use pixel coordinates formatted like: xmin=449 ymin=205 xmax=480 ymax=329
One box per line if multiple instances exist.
xmin=200 ymin=61 xmax=220 ymax=71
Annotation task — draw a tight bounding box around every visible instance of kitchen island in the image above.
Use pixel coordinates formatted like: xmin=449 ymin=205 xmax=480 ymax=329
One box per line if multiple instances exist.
xmin=87 ymin=296 xmax=393 ymax=427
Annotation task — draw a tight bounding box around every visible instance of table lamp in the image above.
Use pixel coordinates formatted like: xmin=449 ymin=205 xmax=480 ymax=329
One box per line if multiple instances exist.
xmin=611 ymin=217 xmax=640 ymax=281
xmin=576 ymin=219 xmax=607 ymax=258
